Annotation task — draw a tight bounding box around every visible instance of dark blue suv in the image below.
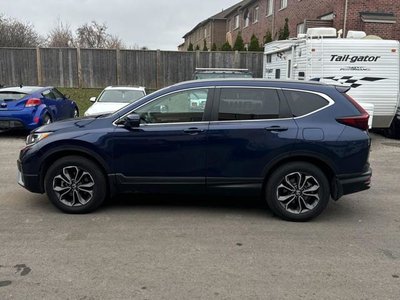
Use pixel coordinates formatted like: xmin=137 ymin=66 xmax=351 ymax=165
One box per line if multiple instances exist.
xmin=18 ymin=79 xmax=372 ymax=221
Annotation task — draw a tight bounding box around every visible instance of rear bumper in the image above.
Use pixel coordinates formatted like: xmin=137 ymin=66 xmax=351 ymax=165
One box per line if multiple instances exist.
xmin=0 ymin=110 xmax=39 ymax=130
xmin=334 ymin=166 xmax=372 ymax=199
xmin=0 ymin=118 xmax=25 ymax=130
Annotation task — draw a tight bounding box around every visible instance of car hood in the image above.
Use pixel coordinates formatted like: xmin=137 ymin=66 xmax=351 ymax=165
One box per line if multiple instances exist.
xmin=84 ymin=102 xmax=129 ymax=116
xmin=33 ymin=115 xmax=112 ymax=133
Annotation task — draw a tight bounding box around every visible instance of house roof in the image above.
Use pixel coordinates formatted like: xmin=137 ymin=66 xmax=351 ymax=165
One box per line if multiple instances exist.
xmin=223 ymin=0 xmax=256 ymax=18
xmin=182 ymin=1 xmax=243 ymax=38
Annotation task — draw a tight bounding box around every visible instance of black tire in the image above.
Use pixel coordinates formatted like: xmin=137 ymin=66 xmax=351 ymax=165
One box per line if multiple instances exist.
xmin=42 ymin=113 xmax=52 ymax=125
xmin=44 ymin=156 xmax=107 ymax=214
xmin=265 ymin=162 xmax=330 ymax=222
xmin=384 ymin=119 xmax=400 ymax=139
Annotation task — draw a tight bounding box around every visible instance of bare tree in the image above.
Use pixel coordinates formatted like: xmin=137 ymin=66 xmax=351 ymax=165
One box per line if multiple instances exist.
xmin=106 ymin=34 xmax=125 ymax=49
xmin=76 ymin=21 xmax=126 ymax=49
xmin=47 ymin=20 xmax=74 ymax=47
xmin=0 ymin=14 xmax=42 ymax=47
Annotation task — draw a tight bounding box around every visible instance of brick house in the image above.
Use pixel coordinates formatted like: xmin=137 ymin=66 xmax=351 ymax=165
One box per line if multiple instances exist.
xmin=180 ymin=0 xmax=399 ymax=51
xmin=179 ymin=3 xmax=242 ymax=51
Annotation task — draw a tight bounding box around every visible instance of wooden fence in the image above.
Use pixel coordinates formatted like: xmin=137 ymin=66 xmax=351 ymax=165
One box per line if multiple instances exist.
xmin=0 ymin=47 xmax=264 ymax=90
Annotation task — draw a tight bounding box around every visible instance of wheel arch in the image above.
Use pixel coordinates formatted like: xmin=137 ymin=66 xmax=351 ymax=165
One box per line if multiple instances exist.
xmin=261 ymin=153 xmax=338 ymax=198
xmin=39 ymin=147 xmax=114 ymax=196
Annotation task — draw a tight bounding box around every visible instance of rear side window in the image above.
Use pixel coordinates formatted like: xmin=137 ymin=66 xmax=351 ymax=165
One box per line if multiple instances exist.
xmin=218 ymin=88 xmax=280 ymax=121
xmin=283 ymin=90 xmax=329 ymax=117
xmin=43 ymin=90 xmax=56 ymax=100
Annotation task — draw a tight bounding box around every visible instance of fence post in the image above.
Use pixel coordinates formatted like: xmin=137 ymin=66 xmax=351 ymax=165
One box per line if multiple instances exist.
xmin=234 ymin=50 xmax=240 ymax=68
xmin=36 ymin=47 xmax=42 ymax=86
xmin=156 ymin=49 xmax=162 ymax=89
xmin=195 ymin=50 xmax=200 ymax=68
xmin=116 ymin=48 xmax=121 ymax=85
xmin=77 ymin=47 xmax=82 ymax=88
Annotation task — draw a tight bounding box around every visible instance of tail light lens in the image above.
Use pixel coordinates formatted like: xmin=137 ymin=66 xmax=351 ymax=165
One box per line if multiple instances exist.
xmin=25 ymin=98 xmax=42 ymax=107
xmin=336 ymin=94 xmax=369 ymax=131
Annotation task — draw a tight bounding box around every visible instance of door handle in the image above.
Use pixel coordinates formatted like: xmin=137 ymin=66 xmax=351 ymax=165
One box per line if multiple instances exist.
xmin=183 ymin=127 xmax=204 ymax=135
xmin=265 ymin=126 xmax=288 ymax=132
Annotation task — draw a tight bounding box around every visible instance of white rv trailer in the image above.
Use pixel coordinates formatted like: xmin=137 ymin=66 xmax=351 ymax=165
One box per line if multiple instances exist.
xmin=263 ymin=28 xmax=400 ymax=129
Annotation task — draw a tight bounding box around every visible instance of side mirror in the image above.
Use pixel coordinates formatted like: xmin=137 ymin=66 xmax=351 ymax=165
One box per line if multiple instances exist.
xmin=124 ymin=113 xmax=141 ymax=128
xmin=89 ymin=97 xmax=96 ymax=102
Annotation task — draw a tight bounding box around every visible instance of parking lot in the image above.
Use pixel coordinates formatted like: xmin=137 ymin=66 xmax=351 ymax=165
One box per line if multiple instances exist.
xmin=0 ymin=131 xmax=399 ymax=299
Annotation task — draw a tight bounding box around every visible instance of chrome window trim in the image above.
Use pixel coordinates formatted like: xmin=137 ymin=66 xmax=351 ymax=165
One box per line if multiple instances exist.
xmin=283 ymin=88 xmax=335 ymax=120
xmin=213 ymin=86 xmax=334 ymax=123
xmin=138 ymin=121 xmax=210 ymax=127
xmin=113 ymin=86 xmax=215 ymax=127
xmin=113 ymin=86 xmax=335 ymax=126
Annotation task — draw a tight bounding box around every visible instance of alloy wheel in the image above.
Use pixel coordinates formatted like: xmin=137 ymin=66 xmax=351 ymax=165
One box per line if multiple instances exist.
xmin=52 ymin=166 xmax=95 ymax=207
xmin=276 ymin=172 xmax=320 ymax=214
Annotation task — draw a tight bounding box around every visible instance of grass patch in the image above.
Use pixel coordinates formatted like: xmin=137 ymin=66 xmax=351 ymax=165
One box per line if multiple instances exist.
xmin=58 ymin=88 xmax=103 ymax=115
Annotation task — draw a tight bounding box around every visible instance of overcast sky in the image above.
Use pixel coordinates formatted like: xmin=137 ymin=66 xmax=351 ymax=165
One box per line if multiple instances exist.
xmin=1 ymin=0 xmax=239 ymax=50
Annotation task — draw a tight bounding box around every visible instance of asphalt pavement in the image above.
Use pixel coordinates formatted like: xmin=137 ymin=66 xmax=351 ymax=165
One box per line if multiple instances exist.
xmin=0 ymin=131 xmax=399 ymax=299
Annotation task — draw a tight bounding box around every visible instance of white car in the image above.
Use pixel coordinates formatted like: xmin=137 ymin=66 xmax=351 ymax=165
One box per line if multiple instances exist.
xmin=84 ymin=86 xmax=146 ymax=117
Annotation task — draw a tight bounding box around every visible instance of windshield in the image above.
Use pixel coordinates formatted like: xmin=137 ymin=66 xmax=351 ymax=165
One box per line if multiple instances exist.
xmin=97 ymin=90 xmax=145 ymax=103
xmin=0 ymin=92 xmax=27 ymax=101
xmin=194 ymin=73 xmax=253 ymax=80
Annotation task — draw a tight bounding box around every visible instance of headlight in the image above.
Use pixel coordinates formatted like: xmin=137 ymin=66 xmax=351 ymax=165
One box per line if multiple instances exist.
xmin=26 ymin=132 xmax=52 ymax=146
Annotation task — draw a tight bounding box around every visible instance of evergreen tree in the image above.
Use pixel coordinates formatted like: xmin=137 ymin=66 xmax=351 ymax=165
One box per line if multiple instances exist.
xmin=278 ymin=18 xmax=290 ymax=40
xmin=202 ymin=40 xmax=208 ymax=51
xmin=248 ymin=34 xmax=261 ymax=51
xmin=195 ymin=44 xmax=200 ymax=50
xmin=220 ymin=41 xmax=232 ymax=51
xmin=211 ymin=43 xmax=217 ymax=51
xmin=187 ymin=42 xmax=193 ymax=51
xmin=264 ymin=31 xmax=272 ymax=44
xmin=233 ymin=32 xmax=245 ymax=51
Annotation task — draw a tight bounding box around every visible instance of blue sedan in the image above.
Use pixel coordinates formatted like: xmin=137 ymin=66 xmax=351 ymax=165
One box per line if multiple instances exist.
xmin=0 ymin=86 xmax=79 ymax=131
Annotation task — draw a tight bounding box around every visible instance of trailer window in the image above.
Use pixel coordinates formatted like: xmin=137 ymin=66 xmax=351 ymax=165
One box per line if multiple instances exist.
xmin=275 ymin=69 xmax=281 ymax=79
xmin=283 ymin=90 xmax=329 ymax=117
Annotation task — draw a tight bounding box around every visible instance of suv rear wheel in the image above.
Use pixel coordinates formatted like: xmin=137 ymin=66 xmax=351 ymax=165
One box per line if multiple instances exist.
xmin=44 ymin=156 xmax=106 ymax=213
xmin=266 ymin=162 xmax=330 ymax=222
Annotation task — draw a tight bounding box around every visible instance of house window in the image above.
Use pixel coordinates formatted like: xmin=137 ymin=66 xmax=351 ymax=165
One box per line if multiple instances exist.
xmin=267 ymin=0 xmax=273 ymax=16
xmin=280 ymin=0 xmax=287 ymax=9
xmin=244 ymin=10 xmax=250 ymax=27
xmin=297 ymin=23 xmax=305 ymax=34
xmin=234 ymin=15 xmax=240 ymax=29
xmin=320 ymin=13 xmax=335 ymax=20
xmin=204 ymin=28 xmax=207 ymax=38
xmin=253 ymin=6 xmax=259 ymax=23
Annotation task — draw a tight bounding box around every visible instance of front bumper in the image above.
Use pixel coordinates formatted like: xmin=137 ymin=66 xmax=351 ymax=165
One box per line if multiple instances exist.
xmin=17 ymin=159 xmax=43 ymax=193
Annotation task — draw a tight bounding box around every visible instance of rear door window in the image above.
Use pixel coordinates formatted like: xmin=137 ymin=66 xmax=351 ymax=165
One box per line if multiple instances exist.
xmin=217 ymin=88 xmax=280 ymax=121
xmin=283 ymin=90 xmax=329 ymax=117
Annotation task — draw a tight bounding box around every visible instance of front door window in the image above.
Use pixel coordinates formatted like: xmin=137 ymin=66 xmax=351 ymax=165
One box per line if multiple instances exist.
xmin=134 ymin=89 xmax=209 ymax=124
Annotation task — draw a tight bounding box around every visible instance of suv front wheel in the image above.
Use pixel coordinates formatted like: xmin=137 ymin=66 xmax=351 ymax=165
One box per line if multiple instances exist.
xmin=44 ymin=156 xmax=107 ymax=213
xmin=266 ymin=162 xmax=330 ymax=222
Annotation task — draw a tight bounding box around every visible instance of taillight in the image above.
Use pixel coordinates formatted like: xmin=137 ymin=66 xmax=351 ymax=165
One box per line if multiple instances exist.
xmin=25 ymin=98 xmax=42 ymax=107
xmin=336 ymin=94 xmax=370 ymax=131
